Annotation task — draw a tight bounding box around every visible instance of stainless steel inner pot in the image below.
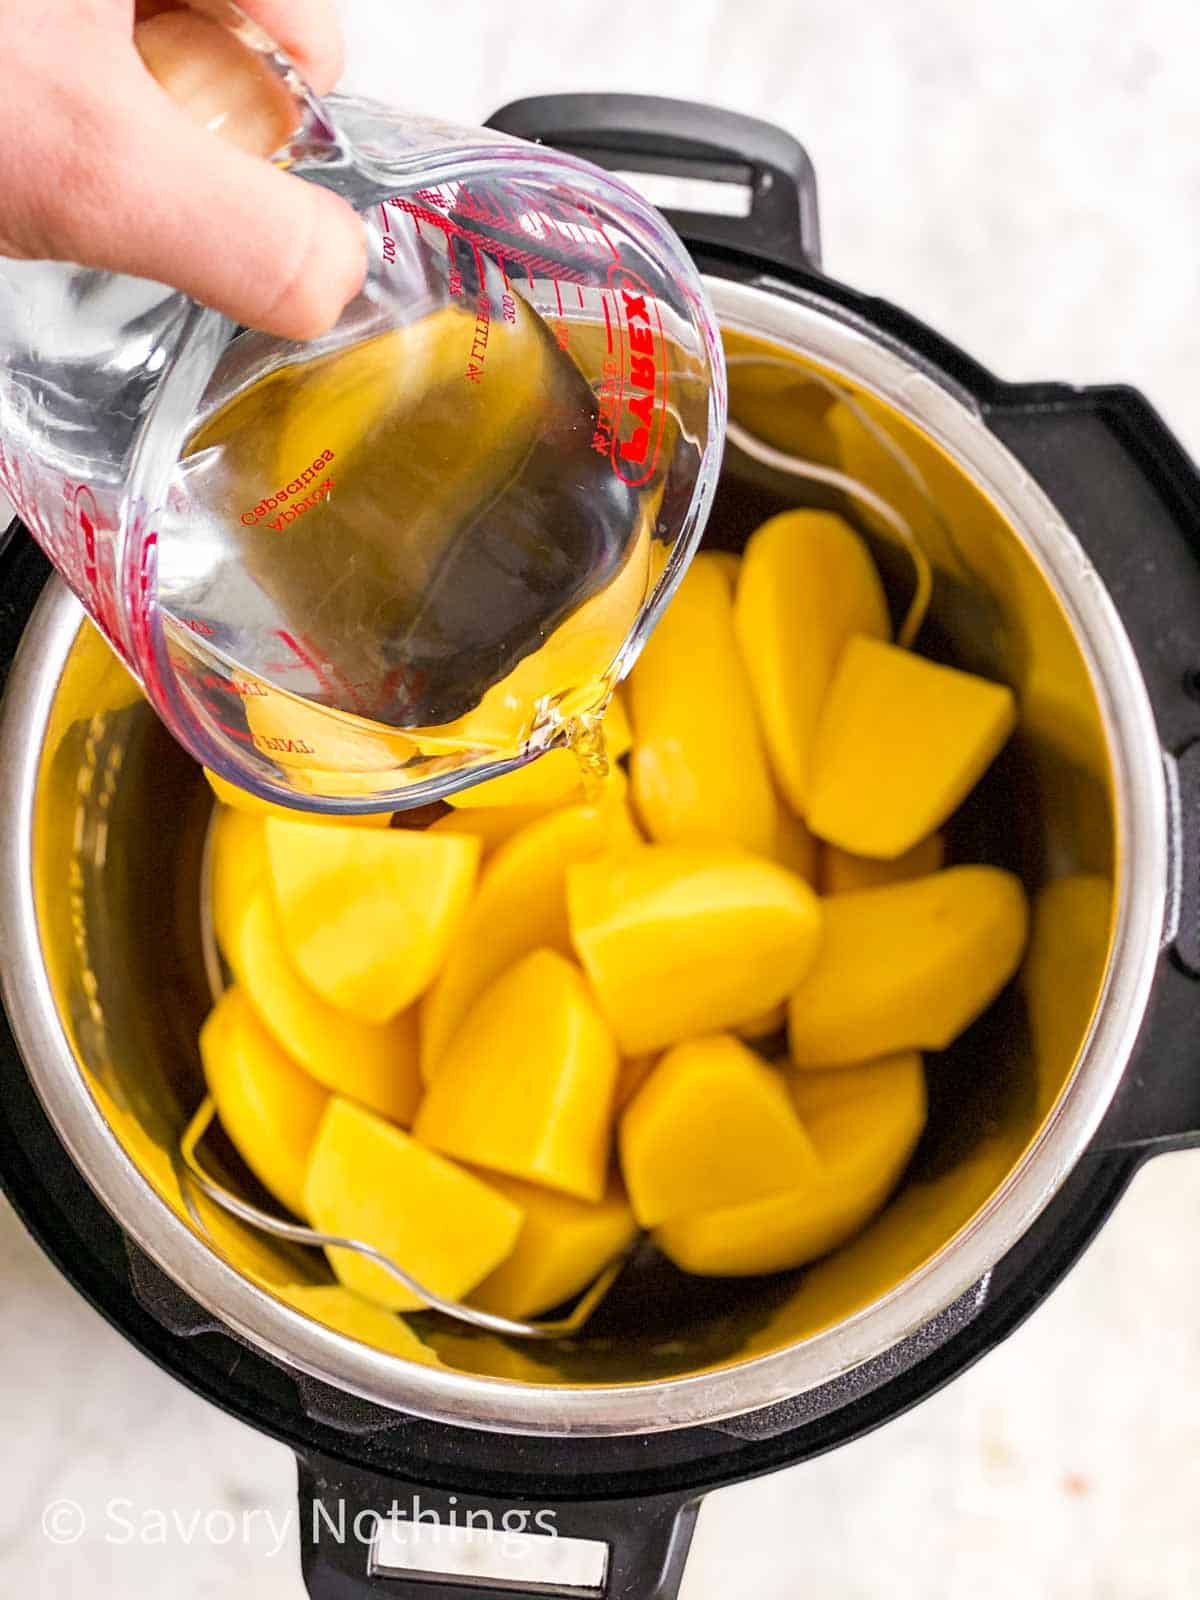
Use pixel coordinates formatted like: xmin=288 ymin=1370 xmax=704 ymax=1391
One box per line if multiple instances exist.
xmin=0 ymin=276 xmax=1169 ymax=1437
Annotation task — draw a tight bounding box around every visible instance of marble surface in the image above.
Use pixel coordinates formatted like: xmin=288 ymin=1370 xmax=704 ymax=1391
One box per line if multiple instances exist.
xmin=3 ymin=0 xmax=1200 ymax=1592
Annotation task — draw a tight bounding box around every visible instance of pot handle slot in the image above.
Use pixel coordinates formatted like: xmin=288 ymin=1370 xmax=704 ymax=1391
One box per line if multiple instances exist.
xmin=486 ymin=94 xmax=821 ymax=275
xmin=296 ymin=1452 xmax=699 ymax=1600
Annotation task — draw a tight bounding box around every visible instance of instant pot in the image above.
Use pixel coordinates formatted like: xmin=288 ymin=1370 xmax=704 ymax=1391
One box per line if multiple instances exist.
xmin=3 ymin=95 xmax=1200 ymax=1599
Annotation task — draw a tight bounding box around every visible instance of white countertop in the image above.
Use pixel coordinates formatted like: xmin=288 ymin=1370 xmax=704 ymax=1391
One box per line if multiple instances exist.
xmin=4 ymin=0 xmax=1200 ymax=1592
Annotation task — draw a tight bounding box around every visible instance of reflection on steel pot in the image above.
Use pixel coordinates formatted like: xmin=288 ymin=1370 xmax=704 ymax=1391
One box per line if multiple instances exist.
xmin=2 ymin=94 xmax=1200 ymax=1600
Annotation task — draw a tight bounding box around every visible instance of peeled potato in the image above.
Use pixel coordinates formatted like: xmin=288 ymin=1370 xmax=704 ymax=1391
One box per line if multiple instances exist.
xmin=199 ymin=987 xmax=327 ymax=1218
xmin=822 ymin=833 xmax=945 ymax=894
xmin=415 ymin=950 xmax=619 ymax=1202
xmin=447 ymin=690 xmax=633 ymax=811
xmin=734 ymin=512 xmax=890 ymax=815
xmin=620 ymin=1034 xmax=818 ymax=1227
xmin=420 ymin=800 xmax=639 ymax=1079
xmin=788 ymin=867 xmax=1028 ymax=1066
xmin=808 ymin=637 xmax=1016 ymax=859
xmin=568 ymin=845 xmax=822 ymax=1055
xmin=656 ymin=1053 xmax=926 ymax=1275
xmin=204 ymin=768 xmax=391 ymax=827
xmin=304 ymin=1098 xmax=524 ymax=1313
xmin=427 ymin=803 xmax=555 ymax=858
xmin=270 ymin=1282 xmax=443 ymax=1365
xmin=469 ymin=1173 xmax=637 ymax=1320
xmin=629 ymin=556 xmax=780 ymax=855
xmin=209 ymin=805 xmax=268 ymax=958
xmin=227 ymin=888 xmax=421 ymax=1125
xmin=265 ymin=819 xmax=480 ymax=1022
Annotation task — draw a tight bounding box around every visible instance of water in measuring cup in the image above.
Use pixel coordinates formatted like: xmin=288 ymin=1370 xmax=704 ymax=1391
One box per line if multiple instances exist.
xmin=150 ymin=261 xmax=673 ymax=798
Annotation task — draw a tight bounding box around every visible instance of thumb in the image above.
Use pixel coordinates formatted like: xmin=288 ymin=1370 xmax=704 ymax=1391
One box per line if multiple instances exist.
xmin=58 ymin=82 xmax=367 ymax=340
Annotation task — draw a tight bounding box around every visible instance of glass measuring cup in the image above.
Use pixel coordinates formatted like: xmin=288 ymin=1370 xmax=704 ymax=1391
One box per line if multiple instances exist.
xmin=0 ymin=1 xmax=725 ymax=812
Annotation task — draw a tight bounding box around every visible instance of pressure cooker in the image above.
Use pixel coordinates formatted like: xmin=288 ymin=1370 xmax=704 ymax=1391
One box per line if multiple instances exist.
xmin=2 ymin=95 xmax=1200 ymax=1599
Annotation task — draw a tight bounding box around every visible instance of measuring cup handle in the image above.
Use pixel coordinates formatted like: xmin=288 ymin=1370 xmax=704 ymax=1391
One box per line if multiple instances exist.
xmin=486 ymin=94 xmax=821 ymax=275
xmin=296 ymin=1451 xmax=699 ymax=1599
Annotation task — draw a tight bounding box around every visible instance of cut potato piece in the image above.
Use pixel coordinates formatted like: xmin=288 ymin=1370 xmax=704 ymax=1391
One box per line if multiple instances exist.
xmin=415 ymin=950 xmax=619 ymax=1201
xmin=227 ymin=888 xmax=421 ymax=1125
xmin=427 ymin=804 xmax=555 ymax=858
xmin=420 ymin=801 xmax=639 ymax=1079
xmin=199 ymin=987 xmax=328 ymax=1217
xmin=270 ymin=1282 xmax=443 ymax=1364
xmin=469 ymin=1173 xmax=637 ymax=1320
xmin=629 ymin=556 xmax=779 ymax=855
xmin=568 ymin=845 xmax=822 ymax=1055
xmin=209 ymin=805 xmax=268 ymax=959
xmin=620 ymin=1034 xmax=818 ymax=1227
xmin=204 ymin=768 xmax=391 ymax=826
xmin=446 ymin=691 xmax=633 ymax=811
xmin=265 ymin=819 xmax=480 ymax=1022
xmin=304 ymin=1098 xmax=524 ymax=1312
xmin=656 ymin=1053 xmax=926 ymax=1275
xmin=734 ymin=511 xmax=890 ymax=815
xmin=808 ymin=637 xmax=1016 ymax=858
xmin=788 ymin=867 xmax=1028 ymax=1065
xmin=822 ymin=833 xmax=945 ymax=894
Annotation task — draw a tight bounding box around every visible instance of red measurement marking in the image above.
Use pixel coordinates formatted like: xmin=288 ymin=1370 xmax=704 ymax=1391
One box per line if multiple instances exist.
xmin=554 ymin=279 xmax=563 ymax=318
xmin=386 ymin=197 xmax=590 ymax=285
xmin=378 ymin=204 xmax=391 ymax=235
xmin=499 ymin=261 xmax=510 ymax=291
xmin=602 ymin=291 xmax=614 ymax=353
xmin=276 ymin=630 xmax=368 ymax=716
xmin=526 ymin=263 xmax=536 ymax=294
xmin=576 ymin=283 xmax=585 ymax=308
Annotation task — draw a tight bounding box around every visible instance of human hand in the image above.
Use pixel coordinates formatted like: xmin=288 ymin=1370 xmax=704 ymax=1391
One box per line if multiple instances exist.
xmin=0 ymin=0 xmax=366 ymax=337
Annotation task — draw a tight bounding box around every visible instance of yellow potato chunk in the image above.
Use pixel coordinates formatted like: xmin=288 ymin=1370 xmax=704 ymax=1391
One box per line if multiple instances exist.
xmin=270 ymin=1283 xmax=443 ymax=1365
xmin=447 ymin=690 xmax=633 ymax=811
xmin=620 ymin=1035 xmax=818 ymax=1227
xmin=788 ymin=867 xmax=1028 ymax=1066
xmin=568 ymin=845 xmax=822 ymax=1055
xmin=808 ymin=638 xmax=1016 ymax=858
xmin=265 ymin=819 xmax=480 ymax=1022
xmin=733 ymin=511 xmax=890 ymax=815
xmin=629 ymin=556 xmax=779 ymax=855
xmin=469 ymin=1173 xmax=637 ymax=1320
xmin=420 ymin=801 xmax=639 ymax=1079
xmin=822 ymin=833 xmax=945 ymax=894
xmin=199 ymin=987 xmax=328 ymax=1217
xmin=209 ymin=805 xmax=268 ymax=958
xmin=227 ymin=888 xmax=421 ymax=1125
xmin=304 ymin=1098 xmax=524 ymax=1313
xmin=204 ymin=768 xmax=392 ymax=826
xmin=656 ymin=1053 xmax=926 ymax=1275
xmin=427 ymin=804 xmax=554 ymax=858
xmin=415 ymin=950 xmax=619 ymax=1202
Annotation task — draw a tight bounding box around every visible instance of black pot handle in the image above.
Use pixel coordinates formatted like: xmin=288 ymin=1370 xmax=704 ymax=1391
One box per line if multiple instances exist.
xmin=486 ymin=94 xmax=821 ymax=275
xmin=297 ymin=1452 xmax=699 ymax=1600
